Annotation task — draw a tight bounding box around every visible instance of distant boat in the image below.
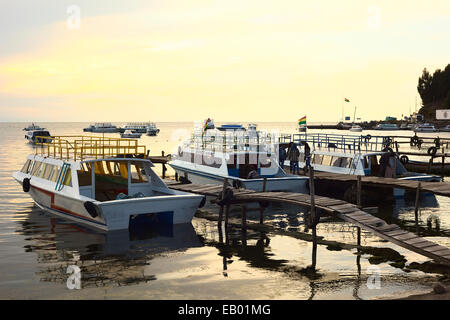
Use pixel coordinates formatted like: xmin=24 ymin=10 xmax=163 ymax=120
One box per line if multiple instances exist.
xmin=121 ymin=130 xmax=142 ymax=138
xmin=25 ymin=130 xmax=52 ymax=144
xmin=83 ymin=123 xmax=119 ymax=133
xmin=23 ymin=123 xmax=45 ymax=131
xmin=349 ymin=125 xmax=363 ymax=132
xmin=120 ymin=122 xmax=152 ymax=133
xmin=439 ymin=125 xmax=450 ymax=132
xmin=373 ymin=123 xmax=399 ymax=130
xmin=146 ymin=123 xmax=160 ymax=136
xmin=216 ymin=124 xmax=246 ymax=131
xmin=414 ymin=123 xmax=437 ymax=133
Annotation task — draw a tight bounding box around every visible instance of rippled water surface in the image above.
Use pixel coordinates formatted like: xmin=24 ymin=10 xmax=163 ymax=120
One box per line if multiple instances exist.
xmin=0 ymin=122 xmax=449 ymax=299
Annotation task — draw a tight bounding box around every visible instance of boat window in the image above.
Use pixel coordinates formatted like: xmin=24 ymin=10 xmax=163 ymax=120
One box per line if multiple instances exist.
xmin=340 ymin=157 xmax=352 ymax=168
xmin=44 ymin=164 xmax=55 ymax=180
xmin=35 ymin=163 xmax=47 ymax=178
xmin=21 ymin=160 xmax=32 ymax=173
xmin=331 ymin=156 xmax=343 ymax=167
xmin=31 ymin=161 xmax=42 ymax=176
xmin=63 ymin=168 xmax=72 ymax=187
xmin=363 ymin=157 xmax=369 ymax=169
xmin=227 ymin=154 xmax=237 ymax=169
xmin=49 ymin=165 xmax=61 ymax=182
xmin=130 ymin=162 xmax=149 ymax=183
xmin=322 ymin=155 xmax=333 ymax=166
xmin=312 ymin=154 xmax=323 ymax=164
xmin=201 ymin=153 xmax=222 ymax=168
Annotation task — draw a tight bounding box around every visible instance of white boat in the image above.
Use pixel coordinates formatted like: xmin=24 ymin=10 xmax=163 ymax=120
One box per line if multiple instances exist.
xmin=84 ymin=123 xmax=119 ymax=133
xmin=25 ymin=130 xmax=52 ymax=144
xmin=146 ymin=122 xmax=160 ymax=136
xmin=349 ymin=125 xmax=363 ymax=132
xmin=23 ymin=123 xmax=45 ymax=131
xmin=414 ymin=123 xmax=437 ymax=133
xmin=373 ymin=123 xmax=399 ymax=130
xmin=13 ymin=136 xmax=204 ymax=231
xmin=120 ymin=122 xmax=151 ymax=133
xmin=284 ymin=133 xmax=441 ymax=199
xmin=169 ymin=125 xmax=309 ymax=193
xmin=121 ymin=130 xmax=142 ymax=138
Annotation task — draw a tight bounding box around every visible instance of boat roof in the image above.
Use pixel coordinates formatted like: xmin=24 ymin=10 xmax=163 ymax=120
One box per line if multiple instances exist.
xmin=32 ymin=135 xmax=147 ymax=161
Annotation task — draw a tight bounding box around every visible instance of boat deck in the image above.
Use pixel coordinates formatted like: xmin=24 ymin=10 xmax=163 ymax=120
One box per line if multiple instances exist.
xmin=168 ymin=183 xmax=450 ymax=265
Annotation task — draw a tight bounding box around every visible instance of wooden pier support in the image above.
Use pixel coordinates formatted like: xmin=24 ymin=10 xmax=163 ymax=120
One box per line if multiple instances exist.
xmin=218 ymin=179 xmax=228 ymax=225
xmin=415 ymin=182 xmax=421 ymax=224
xmin=309 ymin=168 xmax=317 ymax=270
xmin=241 ymin=205 xmax=247 ymax=231
xmin=259 ymin=177 xmax=268 ymax=224
xmin=356 ymin=175 xmax=362 ymax=208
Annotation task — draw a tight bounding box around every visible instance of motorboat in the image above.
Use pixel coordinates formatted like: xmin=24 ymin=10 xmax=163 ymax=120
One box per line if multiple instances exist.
xmin=25 ymin=130 xmax=52 ymax=145
xmin=349 ymin=125 xmax=363 ymax=132
xmin=23 ymin=123 xmax=45 ymax=131
xmin=146 ymin=123 xmax=160 ymax=136
xmin=169 ymin=124 xmax=309 ymax=192
xmin=414 ymin=123 xmax=437 ymax=133
xmin=373 ymin=123 xmax=399 ymax=130
xmin=119 ymin=122 xmax=151 ymax=133
xmin=83 ymin=123 xmax=119 ymax=133
xmin=13 ymin=136 xmax=204 ymax=231
xmin=439 ymin=125 xmax=450 ymax=132
xmin=121 ymin=130 xmax=142 ymax=138
xmin=284 ymin=133 xmax=441 ymax=199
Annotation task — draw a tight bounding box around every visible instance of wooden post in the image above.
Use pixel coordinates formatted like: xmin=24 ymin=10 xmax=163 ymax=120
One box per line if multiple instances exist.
xmin=309 ymin=168 xmax=317 ymax=270
xmin=225 ymin=204 xmax=230 ymax=229
xmin=356 ymin=175 xmax=362 ymax=208
xmin=262 ymin=178 xmax=267 ymax=192
xmin=175 ymin=172 xmax=178 ymax=181
xmin=218 ymin=179 xmax=228 ymax=225
xmin=357 ymin=227 xmax=361 ymax=246
xmin=442 ymin=148 xmax=445 ymax=176
xmin=161 ymin=151 xmax=166 ymax=178
xmin=414 ymin=182 xmax=421 ymax=224
xmin=242 ymin=205 xmax=247 ymax=231
xmin=427 ymin=157 xmax=433 ymax=174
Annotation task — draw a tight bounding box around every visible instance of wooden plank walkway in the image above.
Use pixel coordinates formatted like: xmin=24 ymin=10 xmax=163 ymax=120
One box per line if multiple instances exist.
xmin=313 ymin=172 xmax=450 ymax=197
xmin=169 ymin=183 xmax=450 ymax=265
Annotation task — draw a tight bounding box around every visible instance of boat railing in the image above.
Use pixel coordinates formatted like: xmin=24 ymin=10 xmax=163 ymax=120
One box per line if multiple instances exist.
xmin=184 ymin=131 xmax=279 ymax=154
xmin=34 ymin=135 xmax=146 ymax=161
xmin=279 ymin=133 xmax=392 ymax=153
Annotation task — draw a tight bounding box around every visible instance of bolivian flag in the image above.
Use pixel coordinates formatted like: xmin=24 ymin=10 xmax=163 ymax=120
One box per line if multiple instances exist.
xmin=298 ymin=116 xmax=306 ymax=126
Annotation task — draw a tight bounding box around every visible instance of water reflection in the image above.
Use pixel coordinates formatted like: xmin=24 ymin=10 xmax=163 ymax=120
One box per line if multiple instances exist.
xmin=17 ymin=206 xmax=202 ymax=288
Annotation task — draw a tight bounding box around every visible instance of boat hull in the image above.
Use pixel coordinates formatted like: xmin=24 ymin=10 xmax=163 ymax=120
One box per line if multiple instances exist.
xmin=15 ymin=177 xmax=202 ymax=231
xmin=170 ymin=165 xmax=309 ymax=193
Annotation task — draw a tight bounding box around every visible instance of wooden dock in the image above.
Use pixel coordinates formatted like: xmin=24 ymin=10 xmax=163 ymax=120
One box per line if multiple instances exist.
xmin=313 ymin=172 xmax=450 ymax=197
xmin=169 ymin=183 xmax=450 ymax=265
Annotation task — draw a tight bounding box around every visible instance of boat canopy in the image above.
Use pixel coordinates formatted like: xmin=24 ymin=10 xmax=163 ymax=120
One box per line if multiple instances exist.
xmin=32 ymin=135 xmax=147 ymax=161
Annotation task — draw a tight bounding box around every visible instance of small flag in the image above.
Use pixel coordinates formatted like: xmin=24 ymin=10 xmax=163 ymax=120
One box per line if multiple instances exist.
xmin=298 ymin=116 xmax=306 ymax=126
xmin=344 ymin=98 xmax=350 ymax=102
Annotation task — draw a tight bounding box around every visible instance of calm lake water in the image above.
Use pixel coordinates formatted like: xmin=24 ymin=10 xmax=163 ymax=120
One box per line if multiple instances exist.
xmin=0 ymin=122 xmax=449 ymax=299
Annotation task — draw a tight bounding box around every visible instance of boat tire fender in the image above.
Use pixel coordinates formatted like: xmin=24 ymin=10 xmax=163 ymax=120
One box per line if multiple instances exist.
xmin=428 ymin=146 xmax=437 ymax=157
xmin=400 ymin=155 xmax=409 ymax=165
xmin=84 ymin=201 xmax=98 ymax=218
xmin=22 ymin=178 xmax=31 ymax=192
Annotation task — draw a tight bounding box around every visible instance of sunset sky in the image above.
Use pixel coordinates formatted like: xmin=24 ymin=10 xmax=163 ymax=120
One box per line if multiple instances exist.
xmin=0 ymin=0 xmax=449 ymax=122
